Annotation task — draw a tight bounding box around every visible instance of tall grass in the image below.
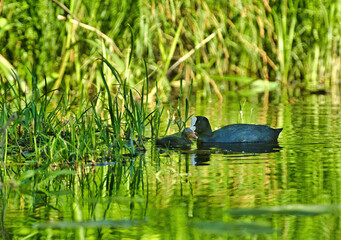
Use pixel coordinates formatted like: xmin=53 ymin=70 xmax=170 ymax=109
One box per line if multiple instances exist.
xmin=0 ymin=52 xmax=194 ymax=180
xmin=1 ymin=0 xmax=341 ymax=102
xmin=0 ymin=53 xmax=199 ymax=239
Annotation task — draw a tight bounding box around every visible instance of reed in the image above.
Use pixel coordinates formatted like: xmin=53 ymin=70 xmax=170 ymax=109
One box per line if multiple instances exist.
xmin=2 ymin=0 xmax=341 ymax=102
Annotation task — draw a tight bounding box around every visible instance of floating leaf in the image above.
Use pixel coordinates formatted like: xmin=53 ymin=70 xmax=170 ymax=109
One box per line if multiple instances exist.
xmin=190 ymin=221 xmax=278 ymax=235
xmin=33 ymin=220 xmax=138 ymax=229
xmin=225 ymin=204 xmax=341 ymax=216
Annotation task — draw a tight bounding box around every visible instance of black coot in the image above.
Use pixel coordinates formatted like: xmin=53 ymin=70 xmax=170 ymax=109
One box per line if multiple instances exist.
xmin=190 ymin=116 xmax=282 ymax=143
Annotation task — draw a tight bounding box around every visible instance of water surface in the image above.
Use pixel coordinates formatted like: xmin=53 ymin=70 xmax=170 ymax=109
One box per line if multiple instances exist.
xmin=3 ymin=94 xmax=341 ymax=239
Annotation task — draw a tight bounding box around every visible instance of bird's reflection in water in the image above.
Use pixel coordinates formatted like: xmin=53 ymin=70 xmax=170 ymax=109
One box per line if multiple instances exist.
xmin=190 ymin=151 xmax=211 ymax=166
xmin=197 ymin=142 xmax=282 ymax=153
xmin=186 ymin=142 xmax=281 ymax=166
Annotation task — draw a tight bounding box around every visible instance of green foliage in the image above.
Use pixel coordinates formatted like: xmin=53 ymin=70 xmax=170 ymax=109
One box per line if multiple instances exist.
xmin=1 ymin=0 xmax=341 ymax=100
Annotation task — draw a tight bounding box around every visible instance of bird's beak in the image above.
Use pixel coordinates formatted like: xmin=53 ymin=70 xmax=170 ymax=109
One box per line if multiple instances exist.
xmin=188 ymin=131 xmax=198 ymax=140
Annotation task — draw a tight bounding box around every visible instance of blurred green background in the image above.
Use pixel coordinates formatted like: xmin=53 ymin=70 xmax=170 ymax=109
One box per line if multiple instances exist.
xmin=1 ymin=0 xmax=340 ymax=100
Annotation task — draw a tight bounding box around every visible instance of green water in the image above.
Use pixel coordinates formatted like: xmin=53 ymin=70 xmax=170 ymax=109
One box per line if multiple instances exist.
xmin=3 ymin=95 xmax=341 ymax=239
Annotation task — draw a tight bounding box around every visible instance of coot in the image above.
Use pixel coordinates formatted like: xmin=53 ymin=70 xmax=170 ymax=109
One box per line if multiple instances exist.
xmin=190 ymin=116 xmax=282 ymax=143
xmin=155 ymin=128 xmax=198 ymax=148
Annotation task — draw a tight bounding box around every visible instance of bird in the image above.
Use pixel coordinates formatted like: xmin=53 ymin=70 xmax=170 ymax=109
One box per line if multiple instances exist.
xmin=190 ymin=116 xmax=282 ymax=143
xmin=155 ymin=128 xmax=198 ymax=148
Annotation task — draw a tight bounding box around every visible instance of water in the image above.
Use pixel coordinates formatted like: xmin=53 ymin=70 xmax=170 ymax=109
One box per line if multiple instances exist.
xmin=3 ymin=94 xmax=341 ymax=239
